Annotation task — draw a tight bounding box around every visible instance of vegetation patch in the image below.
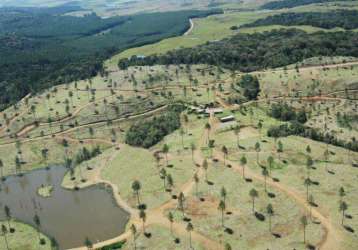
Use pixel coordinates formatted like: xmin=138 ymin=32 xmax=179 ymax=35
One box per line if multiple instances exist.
xmin=37 ymin=185 xmax=54 ymax=198
xmin=241 ymin=10 xmax=358 ymax=30
xmin=125 ymin=104 xmax=183 ymax=148
xmin=260 ymin=0 xmax=352 ymax=10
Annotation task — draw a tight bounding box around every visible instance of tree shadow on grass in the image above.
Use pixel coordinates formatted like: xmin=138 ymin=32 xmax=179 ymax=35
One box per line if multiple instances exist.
xmin=224 ymin=227 xmax=234 ymax=235
xmin=144 ymin=232 xmax=152 ymax=238
xmin=174 ymin=238 xmax=180 ymax=244
xmin=255 ymin=212 xmax=265 ymax=221
xmin=272 ymin=177 xmax=280 ymax=182
xmin=272 ymin=233 xmax=281 ymax=238
xmin=206 ymin=180 xmax=215 ymax=186
xmin=345 ymin=214 xmax=353 ymax=219
xmin=245 ymin=178 xmax=253 ymax=183
xmin=344 ymin=225 xmax=355 ymax=233
xmin=327 ymin=170 xmax=335 ymax=175
xmin=267 ymin=192 xmax=276 ymax=199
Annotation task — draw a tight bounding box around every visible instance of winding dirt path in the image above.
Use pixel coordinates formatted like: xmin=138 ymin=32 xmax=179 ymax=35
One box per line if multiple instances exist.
xmin=184 ymin=18 xmax=194 ymax=36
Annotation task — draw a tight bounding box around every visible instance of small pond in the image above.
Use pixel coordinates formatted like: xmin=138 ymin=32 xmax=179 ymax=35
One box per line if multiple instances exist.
xmin=0 ymin=166 xmax=130 ymax=249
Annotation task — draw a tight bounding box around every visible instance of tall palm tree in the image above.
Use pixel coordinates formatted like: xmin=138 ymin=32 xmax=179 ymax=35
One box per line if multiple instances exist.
xmin=186 ymin=222 xmax=194 ymax=249
xmin=4 ymin=206 xmax=12 ymax=232
xmin=202 ymin=159 xmax=209 ymax=182
xmin=249 ymin=188 xmax=258 ymax=214
xmin=222 ymin=146 xmax=228 ymax=166
xmin=167 ymin=212 xmax=174 ymax=236
xmin=233 ymin=125 xmax=240 ymax=149
xmin=255 ymin=142 xmax=261 ymax=164
xmin=218 ymin=200 xmax=226 ymax=228
xmin=190 ymin=143 xmax=196 ymax=162
xmin=308 ymin=194 xmax=314 ymax=221
xmin=324 ymin=149 xmax=330 ymax=172
xmin=205 ymin=123 xmax=211 ymax=145
xmin=262 ymin=168 xmax=269 ymax=193
xmin=178 ymin=192 xmax=186 ymax=218
xmin=240 ymin=155 xmax=247 ymax=179
xmin=304 ymin=178 xmax=312 ymax=202
xmin=300 ymin=215 xmax=308 ymax=244
xmin=179 ymin=128 xmax=185 ymax=149
xmin=266 ymin=204 xmax=274 ymax=233
xmin=277 ymin=140 xmax=283 ymax=160
xmin=339 ymin=187 xmax=346 ymax=203
xmin=220 ymin=187 xmax=227 ymax=203
xmin=33 ymin=214 xmax=42 ymax=244
xmin=167 ymin=174 xmax=174 ymax=194
xmin=130 ymin=224 xmax=137 ymax=250
xmin=339 ymin=201 xmax=348 ymax=226
xmin=162 ymin=144 xmax=169 ymax=166
xmin=1 ymin=224 xmax=9 ymax=250
xmin=0 ymin=159 xmax=4 ymax=180
xmin=160 ymin=168 xmax=167 ymax=190
xmin=306 ymin=156 xmax=313 ymax=179
xmin=194 ymin=173 xmax=199 ymax=197
xmin=267 ymin=156 xmax=274 ymax=177
xmin=139 ymin=210 xmax=146 ymax=233
xmin=131 ymin=180 xmax=141 ymax=206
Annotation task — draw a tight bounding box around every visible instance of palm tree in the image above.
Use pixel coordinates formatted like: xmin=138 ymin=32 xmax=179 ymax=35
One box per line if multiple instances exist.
xmin=205 ymin=123 xmax=211 ymax=144
xmin=130 ymin=224 xmax=137 ymax=250
xmin=186 ymin=222 xmax=194 ymax=249
xmin=220 ymin=186 xmax=227 ymax=203
xmin=222 ymin=146 xmax=228 ymax=166
xmin=84 ymin=237 xmax=93 ymax=250
xmin=160 ymin=168 xmax=167 ymax=190
xmin=1 ymin=224 xmax=9 ymax=250
xmin=324 ymin=149 xmax=330 ymax=172
xmin=233 ymin=125 xmax=240 ymax=149
xmin=267 ymin=155 xmax=274 ymax=177
xmin=262 ymin=168 xmax=269 ymax=193
xmin=33 ymin=214 xmax=42 ymax=244
xmin=178 ymin=192 xmax=186 ymax=218
xmin=202 ymin=159 xmax=209 ymax=182
xmin=218 ymin=200 xmax=226 ymax=228
xmin=249 ymin=188 xmax=258 ymax=214
xmin=208 ymin=140 xmax=215 ymax=158
xmin=308 ymin=194 xmax=314 ymax=221
xmin=167 ymin=174 xmax=174 ymax=193
xmin=131 ymin=180 xmax=141 ymax=206
xmin=255 ymin=142 xmax=261 ymax=164
xmin=162 ymin=144 xmax=169 ymax=166
xmin=304 ymin=178 xmax=312 ymax=202
xmin=266 ymin=203 xmax=274 ymax=233
xmin=179 ymin=128 xmax=185 ymax=149
xmin=300 ymin=215 xmax=308 ymax=244
xmin=139 ymin=210 xmax=146 ymax=233
xmin=277 ymin=140 xmax=283 ymax=160
xmin=339 ymin=201 xmax=348 ymax=226
xmin=194 ymin=173 xmax=199 ymax=197
xmin=339 ymin=187 xmax=346 ymax=203
xmin=167 ymin=212 xmax=174 ymax=236
xmin=4 ymin=206 xmax=12 ymax=232
xmin=306 ymin=156 xmax=313 ymax=179
xmin=240 ymin=155 xmax=247 ymax=179
xmin=0 ymin=159 xmax=4 ymax=180
xmin=190 ymin=142 xmax=196 ymax=162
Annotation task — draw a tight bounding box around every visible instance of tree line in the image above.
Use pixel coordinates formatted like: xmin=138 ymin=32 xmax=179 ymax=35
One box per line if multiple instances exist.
xmin=117 ymin=29 xmax=358 ymax=73
xmin=260 ymin=0 xmax=353 ymax=10
xmin=241 ymin=10 xmax=358 ymax=30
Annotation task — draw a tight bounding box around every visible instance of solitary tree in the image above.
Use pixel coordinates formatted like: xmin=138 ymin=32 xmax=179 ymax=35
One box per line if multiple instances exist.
xmin=249 ymin=188 xmax=259 ymax=214
xmin=160 ymin=168 xmax=167 ymax=190
xmin=277 ymin=140 xmax=283 ymax=160
xmin=339 ymin=201 xmax=348 ymax=226
xmin=255 ymin=142 xmax=261 ymax=164
xmin=162 ymin=144 xmax=169 ymax=166
xmin=324 ymin=148 xmax=330 ymax=172
xmin=205 ymin=123 xmax=211 ymax=144
xmin=266 ymin=203 xmax=274 ymax=233
xmin=190 ymin=142 xmax=196 ymax=162
xmin=339 ymin=187 xmax=346 ymax=203
xmin=306 ymin=156 xmax=313 ymax=179
xmin=267 ymin=155 xmax=274 ymax=177
xmin=240 ymin=155 xmax=247 ymax=179
xmin=178 ymin=192 xmax=186 ymax=218
xmin=262 ymin=168 xmax=269 ymax=193
xmin=300 ymin=215 xmax=308 ymax=244
xmin=218 ymin=200 xmax=226 ymax=228
xmin=167 ymin=212 xmax=174 ymax=236
xmin=130 ymin=224 xmax=137 ymax=250
xmin=131 ymin=180 xmax=142 ymax=206
xmin=202 ymin=159 xmax=209 ymax=182
xmin=139 ymin=210 xmax=146 ymax=233
xmin=304 ymin=178 xmax=312 ymax=202
xmin=308 ymin=194 xmax=315 ymax=221
xmin=1 ymin=224 xmax=9 ymax=250
xmin=194 ymin=173 xmax=199 ymax=197
xmin=167 ymin=174 xmax=174 ymax=193
xmin=222 ymin=146 xmax=228 ymax=166
xmin=186 ymin=222 xmax=194 ymax=249
xmin=179 ymin=128 xmax=185 ymax=149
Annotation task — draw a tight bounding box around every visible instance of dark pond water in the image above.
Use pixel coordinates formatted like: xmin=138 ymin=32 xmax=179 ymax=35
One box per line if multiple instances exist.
xmin=0 ymin=166 xmax=130 ymax=249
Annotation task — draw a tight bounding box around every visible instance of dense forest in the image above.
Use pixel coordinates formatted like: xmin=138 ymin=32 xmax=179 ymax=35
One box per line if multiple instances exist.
xmin=241 ymin=10 xmax=358 ymax=30
xmin=0 ymin=5 xmax=221 ymax=110
xmin=125 ymin=105 xmax=184 ymax=148
xmin=117 ymin=29 xmax=358 ymax=72
xmin=260 ymin=0 xmax=353 ymax=10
